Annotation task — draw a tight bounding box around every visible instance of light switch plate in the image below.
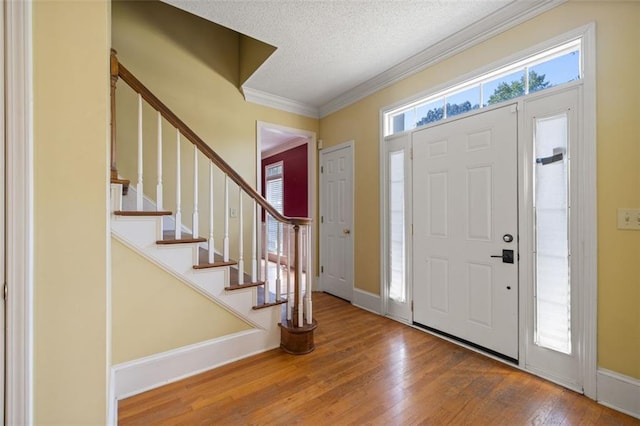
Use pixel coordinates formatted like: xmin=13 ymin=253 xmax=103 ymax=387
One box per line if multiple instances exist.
xmin=617 ymin=208 xmax=640 ymax=230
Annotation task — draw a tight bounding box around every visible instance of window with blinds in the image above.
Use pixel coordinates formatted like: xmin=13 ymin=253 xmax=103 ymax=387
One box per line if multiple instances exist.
xmin=265 ymin=162 xmax=284 ymax=254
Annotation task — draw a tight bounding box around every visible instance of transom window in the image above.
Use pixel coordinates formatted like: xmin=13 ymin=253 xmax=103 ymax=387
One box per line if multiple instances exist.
xmin=384 ymin=39 xmax=581 ymax=136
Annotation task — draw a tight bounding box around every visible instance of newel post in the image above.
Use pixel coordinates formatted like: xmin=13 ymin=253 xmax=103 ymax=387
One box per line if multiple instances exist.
xmin=110 ymin=49 xmax=129 ymax=194
xmin=279 ymin=221 xmax=317 ymax=355
xmin=110 ymin=49 xmax=119 ymax=180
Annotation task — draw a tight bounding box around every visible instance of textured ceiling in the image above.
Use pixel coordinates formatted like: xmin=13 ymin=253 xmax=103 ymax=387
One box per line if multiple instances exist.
xmin=162 ymin=0 xmax=557 ymax=116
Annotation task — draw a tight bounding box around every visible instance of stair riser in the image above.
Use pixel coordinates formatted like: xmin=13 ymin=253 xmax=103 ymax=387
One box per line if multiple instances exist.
xmin=112 ymin=214 xmax=282 ymax=337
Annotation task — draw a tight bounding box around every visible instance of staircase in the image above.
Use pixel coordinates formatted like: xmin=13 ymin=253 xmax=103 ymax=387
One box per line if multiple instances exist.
xmin=109 ymin=48 xmax=316 ymax=368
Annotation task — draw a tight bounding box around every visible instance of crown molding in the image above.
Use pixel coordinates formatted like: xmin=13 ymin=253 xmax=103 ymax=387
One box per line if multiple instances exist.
xmin=242 ymin=86 xmax=320 ymax=119
xmin=319 ymin=0 xmax=567 ymax=118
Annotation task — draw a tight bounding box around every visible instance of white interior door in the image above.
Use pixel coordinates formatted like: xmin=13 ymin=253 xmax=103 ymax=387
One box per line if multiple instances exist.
xmin=413 ymin=104 xmax=519 ymax=360
xmin=320 ymin=142 xmax=354 ymax=301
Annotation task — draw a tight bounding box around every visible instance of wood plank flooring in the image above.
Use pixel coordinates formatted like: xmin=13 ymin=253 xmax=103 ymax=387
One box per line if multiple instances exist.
xmin=118 ymin=292 xmax=638 ymax=425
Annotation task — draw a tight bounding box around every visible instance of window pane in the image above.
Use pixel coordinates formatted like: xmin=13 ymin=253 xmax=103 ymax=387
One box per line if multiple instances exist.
xmin=534 ymin=113 xmax=571 ymax=354
xmin=416 ymin=99 xmax=444 ymax=128
xmin=266 ymin=177 xmax=284 ymax=254
xmin=446 ymin=86 xmax=480 ymax=118
xmin=389 ymin=150 xmax=405 ymax=302
xmin=529 ymin=50 xmax=580 ymax=93
xmin=483 ymin=70 xmax=525 ymax=106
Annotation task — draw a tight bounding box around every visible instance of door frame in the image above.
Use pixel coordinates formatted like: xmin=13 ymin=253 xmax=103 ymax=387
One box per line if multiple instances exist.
xmin=380 ymin=132 xmax=412 ymax=322
xmin=5 ymin=0 xmax=34 ymax=423
xmin=256 ymin=121 xmax=317 ymax=287
xmin=379 ymin=24 xmax=597 ymax=398
xmin=319 ymin=140 xmax=355 ymax=300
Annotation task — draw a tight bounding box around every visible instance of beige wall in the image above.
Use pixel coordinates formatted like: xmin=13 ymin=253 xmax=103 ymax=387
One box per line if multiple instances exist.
xmin=112 ymin=0 xmax=319 ymax=266
xmin=111 ymin=239 xmax=250 ymax=364
xmin=33 ymin=0 xmax=110 ymax=423
xmin=320 ymin=1 xmax=640 ymax=379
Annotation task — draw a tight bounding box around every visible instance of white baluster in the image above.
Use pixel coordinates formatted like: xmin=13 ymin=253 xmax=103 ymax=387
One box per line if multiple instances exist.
xmin=296 ymin=225 xmax=304 ymax=327
xmin=306 ymin=226 xmax=313 ymax=324
xmin=286 ymin=224 xmax=292 ymax=321
xmin=263 ymin=218 xmax=269 ymax=303
xmin=192 ymin=145 xmax=199 ymax=238
xmin=175 ymin=129 xmax=182 ymax=239
xmin=237 ymin=189 xmax=244 ymax=282
xmin=208 ymin=162 xmax=214 ymax=264
xmin=223 ymin=175 xmax=229 ymax=262
xmin=276 ymin=221 xmax=281 ymax=301
xmin=156 ymin=111 xmax=163 ymax=211
xmin=136 ymin=94 xmax=143 ymax=211
xmin=251 ymin=200 xmax=257 ymax=283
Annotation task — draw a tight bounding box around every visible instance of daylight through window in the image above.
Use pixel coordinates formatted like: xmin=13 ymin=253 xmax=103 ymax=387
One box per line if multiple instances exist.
xmin=385 ymin=39 xmax=581 ymax=136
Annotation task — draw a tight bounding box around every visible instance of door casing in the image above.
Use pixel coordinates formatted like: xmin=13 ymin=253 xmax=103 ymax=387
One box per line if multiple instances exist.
xmin=319 ymin=141 xmax=355 ymax=301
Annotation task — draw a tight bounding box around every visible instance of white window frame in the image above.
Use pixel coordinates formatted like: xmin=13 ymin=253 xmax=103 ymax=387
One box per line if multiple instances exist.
xmin=379 ymin=23 xmax=597 ymax=398
xmin=384 ymin=38 xmax=583 ymax=137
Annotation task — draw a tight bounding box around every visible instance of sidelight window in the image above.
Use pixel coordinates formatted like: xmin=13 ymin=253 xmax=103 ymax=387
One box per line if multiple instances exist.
xmin=533 ymin=112 xmax=571 ymax=354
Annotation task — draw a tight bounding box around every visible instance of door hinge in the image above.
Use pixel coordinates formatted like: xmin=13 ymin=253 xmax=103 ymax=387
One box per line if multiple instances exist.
xmin=321 ymin=265 xmax=324 ymax=273
xmin=411 ymin=224 xmax=414 ymax=235
xmin=411 ymin=300 xmax=414 ymax=312
xmin=321 ymin=216 xmax=324 ymax=224
xmin=3 ymin=282 xmax=7 ymax=301
xmin=321 ymin=165 xmax=324 ymax=173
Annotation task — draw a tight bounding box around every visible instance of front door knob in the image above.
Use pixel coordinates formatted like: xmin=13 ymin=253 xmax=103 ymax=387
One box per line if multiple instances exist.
xmin=343 ymin=228 xmax=351 ymax=234
xmin=491 ymin=249 xmax=514 ymax=264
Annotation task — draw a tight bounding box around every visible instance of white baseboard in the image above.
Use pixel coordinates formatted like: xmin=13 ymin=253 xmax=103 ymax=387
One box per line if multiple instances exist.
xmin=597 ymin=368 xmax=640 ymax=419
xmin=352 ymin=288 xmax=382 ymax=314
xmin=111 ymin=329 xmax=278 ymax=401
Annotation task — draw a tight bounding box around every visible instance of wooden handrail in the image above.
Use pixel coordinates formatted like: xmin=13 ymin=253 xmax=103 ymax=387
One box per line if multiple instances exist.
xmin=112 ymin=51 xmax=310 ymax=227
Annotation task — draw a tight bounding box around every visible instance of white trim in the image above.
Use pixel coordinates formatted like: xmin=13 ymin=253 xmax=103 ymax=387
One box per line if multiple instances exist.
xmin=579 ymin=22 xmax=598 ymax=399
xmin=256 ymin=121 xmax=317 ymax=292
xmin=5 ymin=0 xmax=34 ymax=424
xmin=321 ymin=0 xmax=566 ymax=117
xmin=111 ymin=329 xmax=276 ymax=400
xmin=596 ymin=369 xmax=640 ymax=419
xmin=352 ymin=289 xmax=382 ymax=315
xmin=243 ymin=86 xmax=320 ymax=119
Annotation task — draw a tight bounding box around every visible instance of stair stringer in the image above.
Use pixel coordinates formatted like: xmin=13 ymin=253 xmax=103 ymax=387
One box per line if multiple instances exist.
xmin=111 ymin=214 xmax=281 ymax=348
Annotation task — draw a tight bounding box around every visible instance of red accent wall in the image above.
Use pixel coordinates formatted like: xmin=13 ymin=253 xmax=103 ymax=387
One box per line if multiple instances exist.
xmin=262 ymin=143 xmax=308 ymax=217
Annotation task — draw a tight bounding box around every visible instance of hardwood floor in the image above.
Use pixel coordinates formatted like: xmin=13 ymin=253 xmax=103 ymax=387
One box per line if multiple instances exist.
xmin=119 ymin=292 xmax=638 ymax=425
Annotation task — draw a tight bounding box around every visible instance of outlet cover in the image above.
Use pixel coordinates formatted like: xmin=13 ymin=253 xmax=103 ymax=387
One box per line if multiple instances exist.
xmin=617 ymin=208 xmax=640 ymax=230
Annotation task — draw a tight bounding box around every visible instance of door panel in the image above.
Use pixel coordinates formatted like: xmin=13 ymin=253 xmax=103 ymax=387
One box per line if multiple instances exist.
xmin=413 ymin=105 xmax=518 ymax=359
xmin=320 ymin=144 xmax=353 ymax=301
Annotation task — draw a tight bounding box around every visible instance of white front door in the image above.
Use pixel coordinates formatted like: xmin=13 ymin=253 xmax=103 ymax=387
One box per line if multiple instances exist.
xmin=413 ymin=104 xmax=519 ymax=360
xmin=320 ymin=142 xmax=354 ymax=301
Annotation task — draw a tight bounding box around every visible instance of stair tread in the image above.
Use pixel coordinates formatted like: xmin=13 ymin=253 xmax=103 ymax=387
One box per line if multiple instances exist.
xmin=157 ymin=230 xmax=207 ymax=244
xmin=253 ymin=299 xmax=287 ymax=310
xmin=114 ymin=210 xmax=172 ymax=216
xmin=195 ymin=247 xmax=261 ymax=287
xmin=225 ymin=282 xmax=265 ymax=291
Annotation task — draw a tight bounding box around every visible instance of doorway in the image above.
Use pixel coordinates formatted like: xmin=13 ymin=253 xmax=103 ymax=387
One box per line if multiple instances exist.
xmin=412 ymin=104 xmax=519 ymax=360
xmin=319 ymin=141 xmax=354 ymax=301
xmin=256 ymin=121 xmax=317 ymax=285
